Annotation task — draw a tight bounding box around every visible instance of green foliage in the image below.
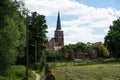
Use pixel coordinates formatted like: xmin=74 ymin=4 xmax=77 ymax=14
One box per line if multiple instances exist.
xmin=28 ymin=12 xmax=48 ymax=64
xmin=46 ymin=50 xmax=58 ymax=62
xmin=0 ymin=66 xmax=35 ymax=80
xmin=75 ymin=42 xmax=88 ymax=53
xmin=60 ymin=42 xmax=89 ymax=54
xmin=0 ymin=0 xmax=16 ymax=28
xmin=46 ymin=42 xmax=110 ymax=62
xmin=46 ymin=42 xmax=89 ymax=62
xmin=0 ymin=17 xmax=20 ymax=75
xmin=104 ymin=18 xmax=120 ymax=58
xmin=90 ymin=42 xmax=110 ymax=57
xmin=98 ymin=43 xmax=110 ymax=57
xmin=0 ymin=0 xmax=26 ymax=75
xmin=39 ymin=51 xmax=46 ymax=71
xmin=14 ymin=12 xmax=26 ymax=65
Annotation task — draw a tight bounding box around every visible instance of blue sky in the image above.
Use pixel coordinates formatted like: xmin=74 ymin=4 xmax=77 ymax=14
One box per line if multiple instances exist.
xmin=77 ymin=0 xmax=120 ymax=10
xmin=23 ymin=0 xmax=120 ymax=45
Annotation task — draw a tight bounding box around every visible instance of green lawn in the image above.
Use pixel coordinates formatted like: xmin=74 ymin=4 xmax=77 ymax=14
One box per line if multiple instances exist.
xmin=52 ymin=62 xmax=120 ymax=80
xmin=0 ymin=65 xmax=35 ymax=80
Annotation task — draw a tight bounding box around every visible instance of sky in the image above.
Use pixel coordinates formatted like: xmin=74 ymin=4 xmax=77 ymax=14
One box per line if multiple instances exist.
xmin=23 ymin=0 xmax=120 ymax=45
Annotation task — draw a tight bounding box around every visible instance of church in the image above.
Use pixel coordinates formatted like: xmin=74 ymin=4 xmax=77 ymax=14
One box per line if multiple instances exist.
xmin=47 ymin=12 xmax=64 ymax=50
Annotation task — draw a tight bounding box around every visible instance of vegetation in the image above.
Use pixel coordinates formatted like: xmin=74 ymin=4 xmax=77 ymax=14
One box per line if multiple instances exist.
xmin=39 ymin=51 xmax=46 ymax=71
xmin=0 ymin=0 xmax=26 ymax=75
xmin=0 ymin=0 xmax=47 ymax=79
xmin=98 ymin=43 xmax=110 ymax=57
xmin=52 ymin=62 xmax=120 ymax=80
xmin=105 ymin=18 xmax=120 ymax=58
xmin=90 ymin=42 xmax=110 ymax=57
xmin=60 ymin=42 xmax=89 ymax=54
xmin=28 ymin=12 xmax=48 ymax=67
xmin=46 ymin=42 xmax=88 ymax=61
xmin=46 ymin=42 xmax=110 ymax=61
xmin=0 ymin=65 xmax=35 ymax=80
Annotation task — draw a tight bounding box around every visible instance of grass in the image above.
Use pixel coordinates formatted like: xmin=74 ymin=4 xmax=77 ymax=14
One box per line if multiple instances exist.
xmin=51 ymin=62 xmax=120 ymax=80
xmin=0 ymin=65 xmax=36 ymax=80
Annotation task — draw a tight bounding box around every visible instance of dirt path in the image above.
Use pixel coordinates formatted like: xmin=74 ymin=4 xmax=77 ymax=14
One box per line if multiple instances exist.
xmin=32 ymin=71 xmax=41 ymax=80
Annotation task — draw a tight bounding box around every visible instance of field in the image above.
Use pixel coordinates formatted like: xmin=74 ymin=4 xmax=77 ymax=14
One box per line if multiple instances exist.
xmin=51 ymin=62 xmax=120 ymax=80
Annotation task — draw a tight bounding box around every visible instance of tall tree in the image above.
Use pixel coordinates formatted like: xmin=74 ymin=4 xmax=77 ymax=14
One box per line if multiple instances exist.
xmin=14 ymin=12 xmax=26 ymax=65
xmin=104 ymin=18 xmax=120 ymax=58
xmin=12 ymin=1 xmax=27 ymax=65
xmin=28 ymin=12 xmax=48 ymax=65
xmin=0 ymin=0 xmax=26 ymax=75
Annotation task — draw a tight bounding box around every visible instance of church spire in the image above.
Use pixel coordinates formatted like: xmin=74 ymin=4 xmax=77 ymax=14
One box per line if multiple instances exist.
xmin=56 ymin=11 xmax=61 ymax=30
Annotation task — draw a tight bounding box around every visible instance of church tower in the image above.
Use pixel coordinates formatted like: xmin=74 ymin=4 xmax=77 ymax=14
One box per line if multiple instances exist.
xmin=48 ymin=12 xmax=64 ymax=50
xmin=54 ymin=12 xmax=64 ymax=46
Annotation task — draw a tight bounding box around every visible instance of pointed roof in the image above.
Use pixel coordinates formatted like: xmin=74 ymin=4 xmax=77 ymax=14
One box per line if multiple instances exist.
xmin=56 ymin=11 xmax=61 ymax=30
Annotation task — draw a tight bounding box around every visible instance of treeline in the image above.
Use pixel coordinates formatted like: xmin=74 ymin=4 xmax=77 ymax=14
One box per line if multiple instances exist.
xmin=46 ymin=42 xmax=110 ymax=61
xmin=0 ymin=0 xmax=48 ymax=75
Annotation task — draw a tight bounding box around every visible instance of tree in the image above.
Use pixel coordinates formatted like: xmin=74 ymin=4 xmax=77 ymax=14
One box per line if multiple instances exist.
xmin=28 ymin=12 xmax=48 ymax=65
xmin=46 ymin=50 xmax=58 ymax=62
xmin=97 ymin=43 xmax=110 ymax=57
xmin=0 ymin=17 xmax=20 ymax=75
xmin=89 ymin=42 xmax=110 ymax=57
xmin=14 ymin=12 xmax=26 ymax=65
xmin=0 ymin=0 xmax=26 ymax=75
xmin=12 ymin=1 xmax=26 ymax=65
xmin=75 ymin=42 xmax=88 ymax=53
xmin=104 ymin=18 xmax=120 ymax=58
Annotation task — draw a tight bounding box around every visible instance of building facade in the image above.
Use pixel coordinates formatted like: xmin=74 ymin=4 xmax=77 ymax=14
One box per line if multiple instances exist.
xmin=47 ymin=12 xmax=64 ymax=50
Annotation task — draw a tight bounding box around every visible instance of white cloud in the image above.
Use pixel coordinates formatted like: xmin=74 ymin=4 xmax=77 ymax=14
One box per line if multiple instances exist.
xmin=63 ymin=26 xmax=104 ymax=44
xmin=23 ymin=0 xmax=120 ymax=44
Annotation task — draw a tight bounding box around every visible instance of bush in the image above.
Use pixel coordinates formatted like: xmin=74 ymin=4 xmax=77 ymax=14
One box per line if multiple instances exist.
xmin=0 ymin=65 xmax=35 ymax=80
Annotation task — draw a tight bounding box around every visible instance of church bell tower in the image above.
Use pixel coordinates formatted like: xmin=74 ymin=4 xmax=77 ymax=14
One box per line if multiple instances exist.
xmin=54 ymin=12 xmax=64 ymax=46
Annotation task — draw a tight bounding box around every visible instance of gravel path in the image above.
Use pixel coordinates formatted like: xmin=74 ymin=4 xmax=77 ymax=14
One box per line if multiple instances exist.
xmin=32 ymin=71 xmax=41 ymax=80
